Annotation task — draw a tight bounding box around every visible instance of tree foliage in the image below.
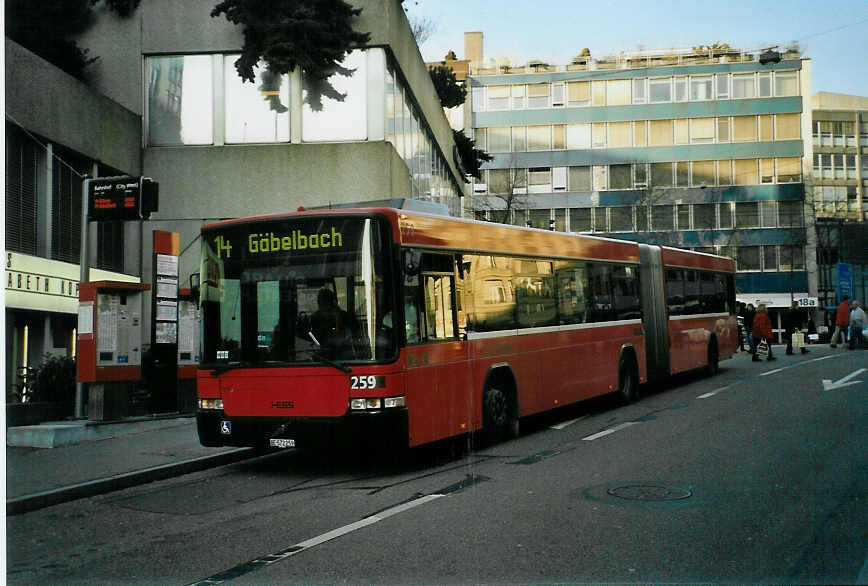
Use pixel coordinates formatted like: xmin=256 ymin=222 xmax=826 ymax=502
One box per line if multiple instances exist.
xmin=428 ymin=65 xmax=466 ymax=109
xmin=211 ymin=0 xmax=371 ymax=111
xmin=29 ymin=355 xmax=77 ymax=404
xmin=452 ymin=129 xmax=492 ymax=180
xmin=6 ymin=0 xmax=142 ymax=80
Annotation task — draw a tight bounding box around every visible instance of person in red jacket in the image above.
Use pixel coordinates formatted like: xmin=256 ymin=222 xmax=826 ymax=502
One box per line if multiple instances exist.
xmin=751 ymin=304 xmax=776 ymax=362
xmin=830 ymin=295 xmax=850 ymax=348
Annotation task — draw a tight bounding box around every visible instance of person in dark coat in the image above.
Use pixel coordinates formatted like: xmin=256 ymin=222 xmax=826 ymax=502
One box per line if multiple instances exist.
xmin=784 ymin=300 xmax=808 ymax=355
xmin=744 ymin=303 xmax=757 ymax=354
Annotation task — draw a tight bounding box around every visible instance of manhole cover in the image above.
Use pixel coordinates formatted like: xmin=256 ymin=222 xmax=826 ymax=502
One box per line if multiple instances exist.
xmin=607 ymin=484 xmax=692 ymax=502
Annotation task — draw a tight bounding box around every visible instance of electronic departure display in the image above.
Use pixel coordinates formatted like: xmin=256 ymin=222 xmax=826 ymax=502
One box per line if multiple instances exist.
xmin=88 ymin=176 xmax=159 ymax=221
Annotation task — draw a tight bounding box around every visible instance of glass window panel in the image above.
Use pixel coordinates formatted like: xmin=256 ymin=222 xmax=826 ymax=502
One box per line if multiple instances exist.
xmin=552 ymin=83 xmax=565 ymax=106
xmin=527 ymin=126 xmax=551 ymax=150
xmin=719 ymin=202 xmax=733 ymax=228
xmin=652 ymin=205 xmax=674 ymax=231
xmin=649 ymin=119 xmax=673 ymax=145
xmin=592 ymin=81 xmax=606 ymax=106
xmin=569 ymin=166 xmax=591 ymax=191
xmin=528 ymin=167 xmax=551 ymax=192
xmin=760 ymin=200 xmax=776 ymax=226
xmin=677 ymin=204 xmax=691 ymax=229
xmin=593 ymin=165 xmax=608 ymax=190
xmin=738 ymin=246 xmax=761 ymax=271
xmin=487 ymin=127 xmax=510 ymax=153
xmin=528 ymin=209 xmax=552 ymax=229
xmin=594 ymin=207 xmax=607 ymax=231
xmin=303 ymin=50 xmax=367 ymax=141
xmin=716 ymin=74 xmax=729 ymax=99
xmin=776 ymin=114 xmax=800 ymax=140
xmin=634 ymin=163 xmax=648 ymax=186
xmin=488 ymin=169 xmax=510 ymax=194
xmin=692 ymin=160 xmax=716 ymax=186
xmin=674 ymin=119 xmax=689 ymax=144
xmin=650 ymin=162 xmax=673 ymax=187
xmin=553 ymin=125 xmax=566 ymax=149
xmin=148 ymin=55 xmax=213 ymax=145
xmin=718 ymin=160 xmax=733 ymax=185
xmin=632 ymin=78 xmax=646 ymax=103
xmin=757 ymin=72 xmax=771 ymax=97
xmin=555 ymin=208 xmax=566 ymax=232
xmin=610 ymin=207 xmax=633 ymax=231
xmin=567 ymin=124 xmax=591 ymax=149
xmin=609 ymin=164 xmax=632 ymax=189
xmin=778 ymin=200 xmax=802 ymax=227
xmin=592 ymin=123 xmax=607 ymax=147
xmin=570 ymin=207 xmax=592 ymax=231
xmin=471 ymin=87 xmax=486 ymax=111
xmin=511 ymin=84 xmax=525 ymax=109
xmin=774 ymin=71 xmax=798 ymax=96
xmin=607 ymin=79 xmax=631 ymax=105
xmin=608 ymin=122 xmax=632 ymax=147
xmin=674 ymin=77 xmax=687 ymax=102
xmin=676 ymin=161 xmax=689 ymax=186
xmin=733 ymin=116 xmax=757 ymax=141
xmin=512 ymin=126 xmax=526 ymax=152
xmin=552 ymin=167 xmax=567 ymax=190
xmin=759 ymin=115 xmax=773 ymax=141
xmin=763 ymin=246 xmax=777 ymax=271
xmin=760 ymin=158 xmax=774 ymax=183
xmin=691 ymin=118 xmax=715 ymax=143
xmin=735 ymin=201 xmax=759 ymax=228
xmin=694 ymin=203 xmax=715 ymax=229
xmin=636 ymin=205 xmax=648 ymax=232
xmin=649 ymin=78 xmax=672 ymax=103
xmin=488 ymin=85 xmax=510 ymax=109
xmin=732 ymin=73 xmax=755 ymax=98
xmin=527 ymin=83 xmax=550 ymax=108
xmin=224 ymin=59 xmax=289 ymax=143
xmin=690 ymin=76 xmax=713 ymax=100
xmin=567 ymin=81 xmax=590 ymax=105
xmin=718 ymin=117 xmax=730 ymax=142
xmin=633 ymin=121 xmax=647 ymax=146
xmin=734 ymin=159 xmax=758 ymax=185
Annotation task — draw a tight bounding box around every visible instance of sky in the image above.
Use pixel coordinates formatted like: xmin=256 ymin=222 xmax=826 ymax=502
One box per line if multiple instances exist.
xmin=405 ymin=0 xmax=868 ymax=98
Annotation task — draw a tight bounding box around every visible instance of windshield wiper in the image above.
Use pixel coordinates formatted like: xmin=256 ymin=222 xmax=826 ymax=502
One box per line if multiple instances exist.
xmin=307 ymin=331 xmax=352 ymax=374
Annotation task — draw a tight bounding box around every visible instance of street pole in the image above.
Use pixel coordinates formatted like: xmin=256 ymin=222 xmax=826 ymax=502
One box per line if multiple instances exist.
xmin=76 ymin=177 xmax=91 ymax=418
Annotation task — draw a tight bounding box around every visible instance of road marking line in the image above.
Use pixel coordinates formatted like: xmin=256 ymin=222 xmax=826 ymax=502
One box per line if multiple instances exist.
xmin=822 ymin=368 xmax=867 ymax=392
xmin=582 ymin=422 xmax=639 ymax=441
xmin=757 ymin=354 xmax=840 ymax=377
xmin=189 ymin=493 xmax=444 ymax=585
xmin=698 ymin=385 xmax=730 ymax=399
xmin=550 ymin=416 xmax=585 ymax=430
xmin=759 ymin=368 xmax=784 ymax=376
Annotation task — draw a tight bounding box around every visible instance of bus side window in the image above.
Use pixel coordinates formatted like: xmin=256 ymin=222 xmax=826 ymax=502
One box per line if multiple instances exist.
xmin=423 ymin=274 xmax=456 ymax=340
xmin=403 ymin=274 xmax=422 ymax=345
xmin=666 ymin=268 xmax=684 ymax=315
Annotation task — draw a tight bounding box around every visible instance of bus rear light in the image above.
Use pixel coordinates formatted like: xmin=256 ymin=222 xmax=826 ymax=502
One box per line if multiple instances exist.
xmin=198 ymin=399 xmax=224 ymax=410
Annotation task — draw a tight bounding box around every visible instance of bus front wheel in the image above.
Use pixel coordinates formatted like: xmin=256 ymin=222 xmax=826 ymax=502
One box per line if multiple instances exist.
xmin=482 ymin=385 xmax=517 ymax=445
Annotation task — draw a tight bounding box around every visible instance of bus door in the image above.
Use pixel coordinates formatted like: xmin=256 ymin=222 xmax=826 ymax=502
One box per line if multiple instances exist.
xmin=402 ymin=251 xmax=472 ymax=446
xmin=638 ymin=244 xmax=670 ymax=382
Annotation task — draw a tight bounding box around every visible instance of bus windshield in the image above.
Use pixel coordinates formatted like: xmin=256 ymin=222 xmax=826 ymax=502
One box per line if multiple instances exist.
xmin=199 ymin=215 xmax=396 ymax=368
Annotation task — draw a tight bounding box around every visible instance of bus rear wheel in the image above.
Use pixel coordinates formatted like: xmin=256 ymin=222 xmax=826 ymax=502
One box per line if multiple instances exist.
xmin=618 ymin=357 xmax=639 ymax=404
xmin=482 ymin=385 xmax=517 ymax=445
xmin=706 ymin=340 xmax=720 ymax=376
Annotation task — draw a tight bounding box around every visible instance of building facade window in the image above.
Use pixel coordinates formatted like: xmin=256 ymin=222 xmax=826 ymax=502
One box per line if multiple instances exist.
xmin=147 ymin=55 xmax=213 ymax=146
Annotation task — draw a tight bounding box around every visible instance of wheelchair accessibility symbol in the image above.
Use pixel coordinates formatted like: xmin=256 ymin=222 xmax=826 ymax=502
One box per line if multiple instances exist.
xmin=220 ymin=420 xmax=232 ymax=435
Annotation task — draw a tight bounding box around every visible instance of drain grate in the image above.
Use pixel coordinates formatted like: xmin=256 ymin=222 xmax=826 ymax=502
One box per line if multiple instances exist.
xmin=606 ymin=484 xmax=692 ymax=502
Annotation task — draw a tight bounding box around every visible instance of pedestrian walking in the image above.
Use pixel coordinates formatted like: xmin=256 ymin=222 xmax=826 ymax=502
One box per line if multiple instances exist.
xmin=784 ymin=300 xmax=809 ymax=355
xmin=736 ymin=302 xmax=748 ymax=351
xmin=849 ymin=300 xmax=867 ymax=350
xmin=830 ymin=295 xmax=850 ymax=347
xmin=745 ymin=303 xmax=757 ymax=354
xmin=751 ymin=304 xmax=776 ymax=362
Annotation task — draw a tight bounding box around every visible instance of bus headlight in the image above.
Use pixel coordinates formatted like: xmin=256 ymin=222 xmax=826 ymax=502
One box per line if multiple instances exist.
xmin=198 ymin=398 xmax=224 ymax=410
xmin=350 ymin=397 xmax=404 ymax=410
xmin=384 ymin=396 xmax=405 ymax=408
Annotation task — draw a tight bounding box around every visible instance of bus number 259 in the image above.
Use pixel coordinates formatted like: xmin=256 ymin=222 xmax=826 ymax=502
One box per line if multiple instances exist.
xmin=350 ymin=375 xmax=385 ymax=390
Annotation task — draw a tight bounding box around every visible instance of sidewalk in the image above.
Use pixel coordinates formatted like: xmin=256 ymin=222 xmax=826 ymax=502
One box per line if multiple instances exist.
xmin=6 ymin=415 xmax=256 ymax=515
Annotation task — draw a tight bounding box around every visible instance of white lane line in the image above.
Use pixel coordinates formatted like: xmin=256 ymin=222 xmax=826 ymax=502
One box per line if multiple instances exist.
xmin=550 ymin=416 xmax=586 ymax=430
xmin=758 ymin=353 xmax=843 ymax=377
xmin=759 ymin=368 xmax=784 ymax=377
xmin=582 ymin=422 xmax=639 ymax=441
xmin=698 ymin=385 xmax=730 ymax=399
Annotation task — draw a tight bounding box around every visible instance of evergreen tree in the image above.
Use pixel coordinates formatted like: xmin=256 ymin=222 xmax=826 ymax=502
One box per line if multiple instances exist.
xmin=452 ymin=129 xmax=492 ymax=180
xmin=428 ymin=65 xmax=466 ymax=109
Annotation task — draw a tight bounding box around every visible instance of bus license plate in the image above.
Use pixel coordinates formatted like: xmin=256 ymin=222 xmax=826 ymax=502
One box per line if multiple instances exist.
xmin=269 ymin=438 xmax=296 ymax=449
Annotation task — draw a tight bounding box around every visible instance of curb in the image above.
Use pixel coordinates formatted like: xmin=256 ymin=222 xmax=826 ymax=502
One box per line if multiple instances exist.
xmin=7 ymin=447 xmax=259 ymax=516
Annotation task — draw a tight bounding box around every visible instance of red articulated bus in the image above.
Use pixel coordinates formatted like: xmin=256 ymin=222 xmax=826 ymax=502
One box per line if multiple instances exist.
xmin=195 ymin=206 xmax=737 ymax=449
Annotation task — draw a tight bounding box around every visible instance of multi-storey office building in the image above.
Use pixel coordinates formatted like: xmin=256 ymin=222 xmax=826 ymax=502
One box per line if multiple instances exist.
xmin=4 ymin=0 xmax=465 ymax=398
xmin=466 ymin=39 xmax=816 ymax=336
xmin=810 ymin=92 xmax=868 ymax=319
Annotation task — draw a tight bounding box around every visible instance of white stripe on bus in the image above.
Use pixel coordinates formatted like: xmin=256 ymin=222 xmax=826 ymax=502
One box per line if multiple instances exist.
xmin=467 ymin=319 xmax=642 ymax=341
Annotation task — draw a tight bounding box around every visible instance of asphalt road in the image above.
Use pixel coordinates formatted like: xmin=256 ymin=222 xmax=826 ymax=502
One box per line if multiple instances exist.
xmin=7 ymin=348 xmax=868 ymax=584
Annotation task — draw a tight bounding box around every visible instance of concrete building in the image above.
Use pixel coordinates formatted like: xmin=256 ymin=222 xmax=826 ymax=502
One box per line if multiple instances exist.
xmin=4 ymin=0 xmax=466 ymax=398
xmin=810 ymin=92 xmax=868 ymax=322
xmin=463 ymin=35 xmax=816 ymax=337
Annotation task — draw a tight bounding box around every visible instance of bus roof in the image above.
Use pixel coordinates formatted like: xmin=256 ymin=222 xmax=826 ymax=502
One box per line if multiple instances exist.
xmin=203 ymin=207 xmax=733 ymax=270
